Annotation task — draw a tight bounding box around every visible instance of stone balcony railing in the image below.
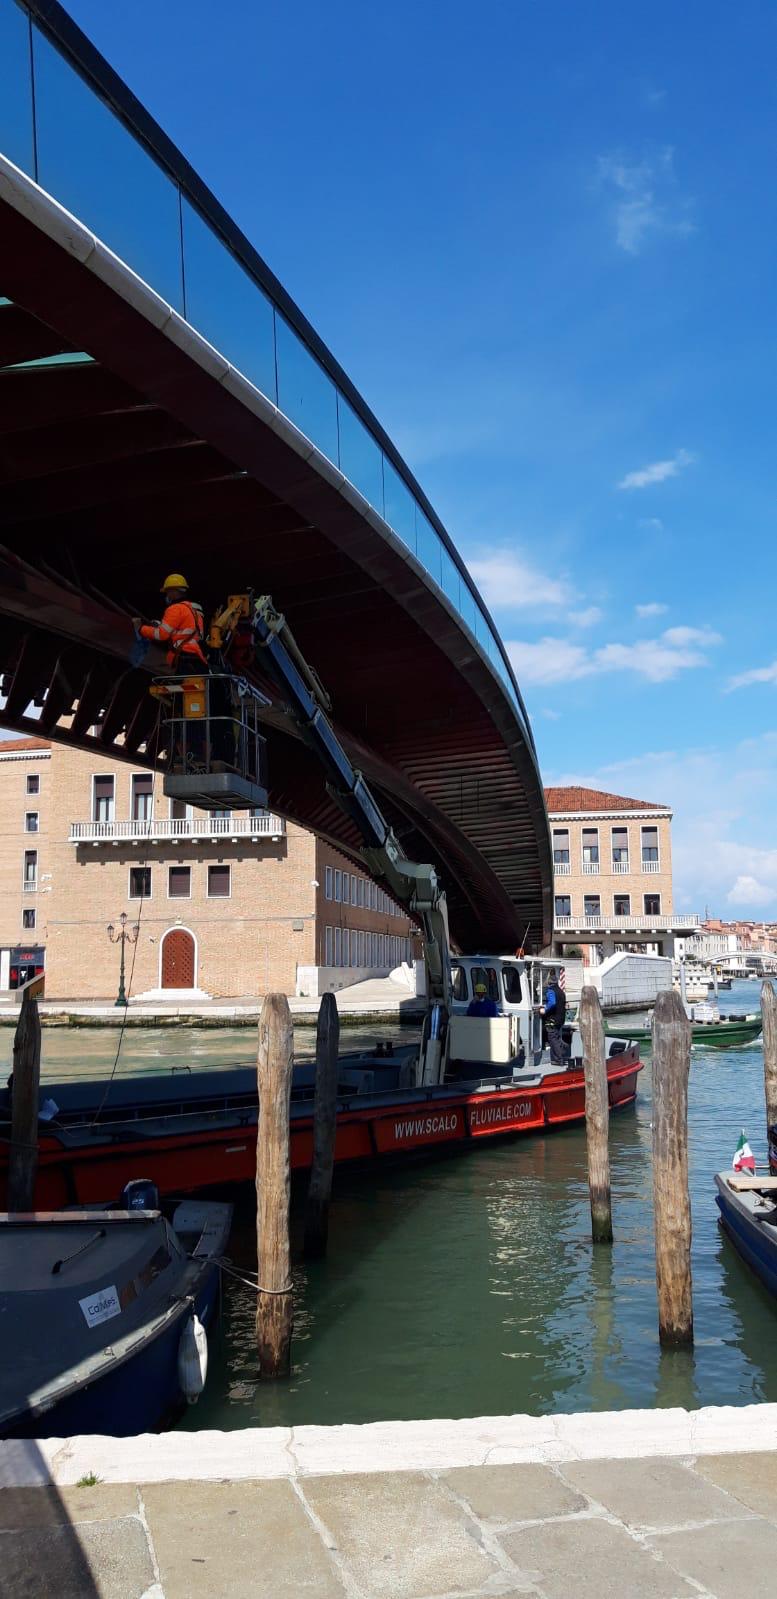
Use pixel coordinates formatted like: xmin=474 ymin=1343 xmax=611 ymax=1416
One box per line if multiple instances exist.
xmin=555 ymin=912 xmax=700 ymax=933
xmin=69 ymin=813 xmax=286 ymax=845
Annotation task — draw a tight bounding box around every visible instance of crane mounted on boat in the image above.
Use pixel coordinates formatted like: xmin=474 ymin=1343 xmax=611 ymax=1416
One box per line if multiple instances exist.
xmin=152 ymin=592 xmax=452 ymax=1085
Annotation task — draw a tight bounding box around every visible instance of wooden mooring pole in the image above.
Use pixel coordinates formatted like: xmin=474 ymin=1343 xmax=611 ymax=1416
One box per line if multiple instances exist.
xmin=761 ymin=981 xmax=777 ymax=1145
xmin=579 ymin=985 xmax=613 ymax=1244
xmin=651 ymin=988 xmax=693 ymax=1347
xmin=255 ymin=992 xmax=294 ymax=1378
xmin=8 ymin=989 xmax=42 ymax=1212
xmin=304 ymin=990 xmax=340 ymax=1260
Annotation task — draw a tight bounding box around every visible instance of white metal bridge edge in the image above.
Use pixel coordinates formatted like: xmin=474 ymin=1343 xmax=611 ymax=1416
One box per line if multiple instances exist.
xmin=2 ymin=1403 xmax=776 ymax=1487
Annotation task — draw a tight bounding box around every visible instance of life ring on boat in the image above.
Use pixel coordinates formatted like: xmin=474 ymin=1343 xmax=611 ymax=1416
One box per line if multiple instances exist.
xmin=178 ymin=1307 xmax=208 ymax=1404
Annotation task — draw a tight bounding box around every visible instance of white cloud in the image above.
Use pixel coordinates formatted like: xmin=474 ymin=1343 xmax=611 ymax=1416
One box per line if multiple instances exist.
xmin=617 ymin=448 xmax=695 ymax=491
xmin=727 ymin=875 xmax=775 ymax=909
xmin=644 ymin=86 xmax=667 ymax=108
xmin=639 ymin=517 xmax=664 ymax=531
xmin=507 ymin=625 xmax=721 ymax=686
xmin=541 ymin=708 xmax=562 ymax=721
xmin=507 ymin=637 xmax=591 ymax=686
xmin=466 ymin=549 xmax=570 ymax=611
xmin=568 ymin=606 xmax=602 ymax=628
xmin=598 ymin=147 xmax=696 ymax=255
xmin=635 ymin=601 xmax=668 ymax=618
xmin=728 ymin=659 xmax=777 ymax=691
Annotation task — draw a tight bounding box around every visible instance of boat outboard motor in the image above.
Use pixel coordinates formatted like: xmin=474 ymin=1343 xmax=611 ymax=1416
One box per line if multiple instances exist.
xmin=121 ymin=1178 xmax=160 ymax=1212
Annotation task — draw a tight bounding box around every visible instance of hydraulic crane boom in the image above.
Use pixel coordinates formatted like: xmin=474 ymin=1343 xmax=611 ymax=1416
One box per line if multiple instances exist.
xmin=250 ymin=596 xmax=452 ymax=1048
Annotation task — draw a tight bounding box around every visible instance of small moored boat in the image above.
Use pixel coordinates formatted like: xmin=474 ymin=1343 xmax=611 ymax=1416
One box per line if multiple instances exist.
xmin=605 ymin=1012 xmax=761 ymax=1049
xmin=0 ymin=1181 xmax=232 ymax=1438
xmin=715 ymin=1171 xmax=777 ymax=1297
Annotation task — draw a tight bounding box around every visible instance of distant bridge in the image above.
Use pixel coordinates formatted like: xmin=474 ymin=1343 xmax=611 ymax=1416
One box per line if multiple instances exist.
xmin=0 ymin=0 xmax=552 ymax=953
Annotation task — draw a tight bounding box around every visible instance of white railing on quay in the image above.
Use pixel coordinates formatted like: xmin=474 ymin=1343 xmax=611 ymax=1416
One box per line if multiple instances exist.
xmin=70 ymin=813 xmax=286 ymax=844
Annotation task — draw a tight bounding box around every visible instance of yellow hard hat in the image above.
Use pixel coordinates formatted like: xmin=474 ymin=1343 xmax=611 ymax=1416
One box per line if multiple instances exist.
xmin=161 ymin=573 xmax=188 ymax=592
xmin=474 ymin=981 xmax=487 ymax=994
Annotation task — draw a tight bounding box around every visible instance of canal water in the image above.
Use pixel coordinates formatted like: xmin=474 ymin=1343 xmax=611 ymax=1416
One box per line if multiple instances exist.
xmin=8 ymin=981 xmax=776 ymax=1426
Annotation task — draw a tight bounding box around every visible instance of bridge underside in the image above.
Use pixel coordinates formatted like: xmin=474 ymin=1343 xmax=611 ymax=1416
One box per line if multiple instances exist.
xmin=0 ymin=186 xmax=552 ymax=953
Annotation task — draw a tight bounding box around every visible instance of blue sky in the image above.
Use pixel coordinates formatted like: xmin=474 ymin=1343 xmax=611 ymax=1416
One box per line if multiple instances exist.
xmin=54 ymin=2 xmax=777 ymax=914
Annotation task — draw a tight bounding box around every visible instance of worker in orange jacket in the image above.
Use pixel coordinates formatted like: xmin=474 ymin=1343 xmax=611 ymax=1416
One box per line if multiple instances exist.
xmin=135 ymin=575 xmax=207 ymax=667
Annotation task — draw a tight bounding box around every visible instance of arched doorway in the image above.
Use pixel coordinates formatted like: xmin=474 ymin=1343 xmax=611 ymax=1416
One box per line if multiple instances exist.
xmin=160 ymin=927 xmax=196 ymax=989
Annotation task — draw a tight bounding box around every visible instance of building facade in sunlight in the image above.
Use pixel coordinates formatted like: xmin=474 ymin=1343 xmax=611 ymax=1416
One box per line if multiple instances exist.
xmin=545 ymin=786 xmax=698 ymax=964
xmin=0 ymin=739 xmax=418 ymax=1000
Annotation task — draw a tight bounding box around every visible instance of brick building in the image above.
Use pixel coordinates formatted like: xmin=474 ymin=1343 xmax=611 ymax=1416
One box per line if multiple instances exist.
xmin=545 ymin=786 xmax=698 ymax=963
xmin=0 ymin=739 xmax=418 ymax=1000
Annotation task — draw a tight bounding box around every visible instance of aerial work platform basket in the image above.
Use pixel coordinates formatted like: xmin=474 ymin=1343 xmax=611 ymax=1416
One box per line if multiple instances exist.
xmin=152 ymin=672 xmax=270 ymax=812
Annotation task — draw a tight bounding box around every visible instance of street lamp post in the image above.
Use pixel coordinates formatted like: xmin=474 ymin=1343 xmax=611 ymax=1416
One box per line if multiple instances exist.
xmin=107 ymin=912 xmax=140 ymax=1007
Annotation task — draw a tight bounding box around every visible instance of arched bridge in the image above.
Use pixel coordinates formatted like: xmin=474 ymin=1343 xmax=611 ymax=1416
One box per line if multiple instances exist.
xmin=0 ymin=0 xmax=552 ymax=953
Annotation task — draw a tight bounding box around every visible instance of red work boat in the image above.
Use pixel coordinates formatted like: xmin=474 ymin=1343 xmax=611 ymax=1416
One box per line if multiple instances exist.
xmin=0 ymin=1031 xmax=641 ymax=1210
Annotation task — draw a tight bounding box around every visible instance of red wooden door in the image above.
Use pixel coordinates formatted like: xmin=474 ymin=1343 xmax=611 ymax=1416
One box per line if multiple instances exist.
xmin=162 ymin=929 xmax=195 ymax=988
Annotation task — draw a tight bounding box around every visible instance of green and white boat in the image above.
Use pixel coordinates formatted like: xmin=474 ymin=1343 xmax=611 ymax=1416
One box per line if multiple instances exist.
xmin=605 ymin=1009 xmax=762 ymax=1049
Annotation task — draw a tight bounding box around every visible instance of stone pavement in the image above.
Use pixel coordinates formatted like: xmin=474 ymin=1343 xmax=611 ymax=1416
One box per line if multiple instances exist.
xmin=4 ymin=1450 xmax=777 ymax=1598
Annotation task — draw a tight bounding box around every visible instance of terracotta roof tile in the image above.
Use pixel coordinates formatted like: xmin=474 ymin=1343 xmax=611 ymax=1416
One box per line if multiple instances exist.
xmin=544 ymin=785 xmax=667 ymax=813
xmin=0 ymin=736 xmax=51 ymax=752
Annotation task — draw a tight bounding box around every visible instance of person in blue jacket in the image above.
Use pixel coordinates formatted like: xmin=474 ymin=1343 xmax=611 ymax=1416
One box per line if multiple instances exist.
xmin=467 ymin=980 xmax=500 ymax=1017
xmin=538 ymin=968 xmax=567 ymax=1065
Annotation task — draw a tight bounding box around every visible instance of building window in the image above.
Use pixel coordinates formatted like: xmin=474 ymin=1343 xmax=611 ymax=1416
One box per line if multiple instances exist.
xmin=23 ymin=850 xmax=37 ymax=887
xmin=641 ymin=826 xmax=659 ymax=864
xmin=325 ymin=866 xmax=333 ymax=900
xmin=644 ymin=893 xmax=661 ymax=915
xmin=343 ymin=928 xmax=350 ymax=964
xmin=132 ymin=774 xmax=153 ymax=822
xmin=351 ymin=874 xmax=357 ymax=904
xmin=555 ymin=895 xmax=571 ymax=917
xmin=208 ymin=864 xmax=231 ymax=898
xmin=22 ymin=908 xmax=35 ymax=930
xmin=24 ymin=812 xmax=38 ymax=833
xmin=93 ymin=774 xmax=115 ymax=823
xmin=168 ymin=865 xmax=191 ymax=898
xmin=581 ymin=828 xmax=599 ymax=866
xmin=358 ymin=879 xmax=365 ymax=908
xmin=334 ymin=869 xmax=342 ymax=902
xmin=584 ymin=895 xmax=601 ymax=917
xmin=552 ymin=828 xmax=569 ymax=866
xmin=342 ymin=873 xmax=350 ymax=905
xmin=129 ymin=866 xmax=151 ymax=900
xmin=370 ymin=882 xmax=377 ymax=910
xmin=334 ymin=927 xmax=342 ymax=966
xmin=26 ymin=774 xmax=39 ymax=795
xmin=614 ymin=894 xmax=630 ymax=916
xmin=611 ymin=826 xmax=629 ymax=866
xmin=325 ymin=925 xmax=333 ymax=965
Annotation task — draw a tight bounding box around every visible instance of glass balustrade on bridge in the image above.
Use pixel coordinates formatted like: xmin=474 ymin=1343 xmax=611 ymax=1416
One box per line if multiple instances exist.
xmin=0 ymin=0 xmax=530 ymax=740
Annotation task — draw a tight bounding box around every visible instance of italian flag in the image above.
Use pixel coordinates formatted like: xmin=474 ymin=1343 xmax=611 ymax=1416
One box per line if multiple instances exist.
xmin=733 ymin=1130 xmax=756 ymax=1174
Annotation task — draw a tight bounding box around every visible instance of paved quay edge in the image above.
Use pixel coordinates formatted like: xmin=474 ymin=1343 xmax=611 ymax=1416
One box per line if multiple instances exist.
xmin=2 ymin=1403 xmax=776 ymax=1488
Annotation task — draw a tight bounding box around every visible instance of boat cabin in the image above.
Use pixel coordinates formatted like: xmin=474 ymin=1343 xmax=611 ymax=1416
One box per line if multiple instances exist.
xmin=445 ymin=954 xmax=582 ymax=1079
